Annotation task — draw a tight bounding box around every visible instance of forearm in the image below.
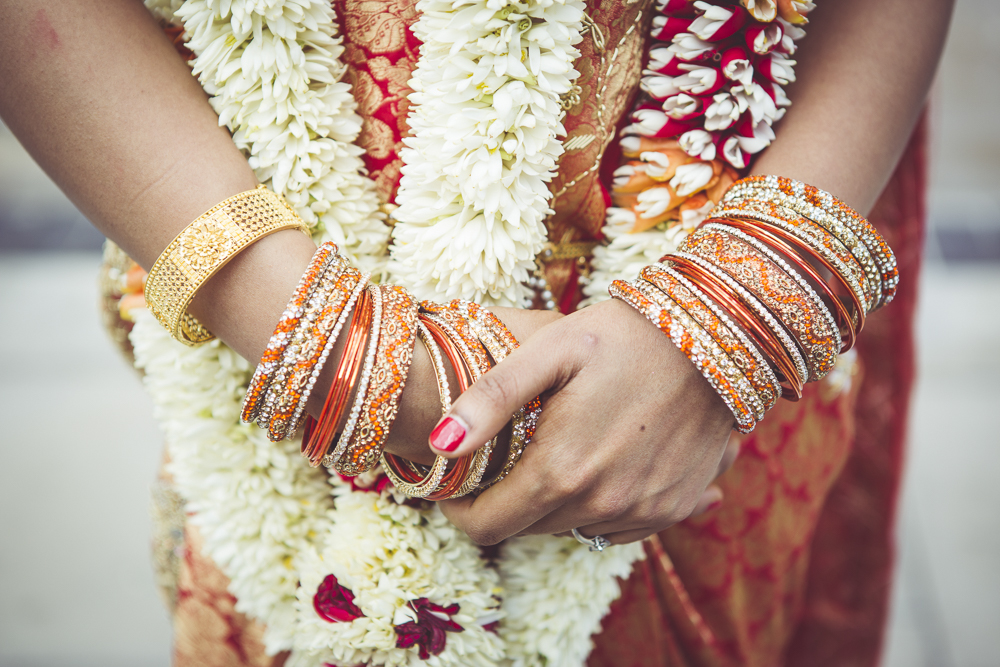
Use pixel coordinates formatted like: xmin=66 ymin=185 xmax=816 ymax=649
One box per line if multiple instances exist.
xmin=0 ymin=1 xmax=439 ymax=460
xmin=752 ymin=0 xmax=953 ymax=214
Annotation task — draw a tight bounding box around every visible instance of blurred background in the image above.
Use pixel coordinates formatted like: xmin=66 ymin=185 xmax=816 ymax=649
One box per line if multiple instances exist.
xmin=1 ymin=2 xmax=998 ymax=666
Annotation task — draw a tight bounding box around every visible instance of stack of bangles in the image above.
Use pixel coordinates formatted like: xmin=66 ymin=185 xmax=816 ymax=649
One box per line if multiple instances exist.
xmin=144 ymin=175 xmax=897 ymax=498
xmin=611 ymin=175 xmax=898 ymax=433
xmin=144 ymin=185 xmax=541 ymax=500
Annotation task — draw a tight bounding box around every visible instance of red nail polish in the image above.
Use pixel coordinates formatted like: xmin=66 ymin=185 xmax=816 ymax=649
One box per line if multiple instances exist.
xmin=430 ymin=416 xmax=466 ymax=452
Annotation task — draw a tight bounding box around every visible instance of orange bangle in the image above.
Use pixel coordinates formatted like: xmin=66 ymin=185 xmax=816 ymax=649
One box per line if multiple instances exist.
xmin=610 ymin=279 xmax=756 ymax=432
xmin=710 ymin=217 xmax=858 ymax=352
xmin=715 ymin=199 xmax=873 ymax=315
xmin=420 ymin=303 xmax=496 ymax=498
xmin=335 ymin=284 xmax=419 ymax=476
xmin=242 ymin=243 xmax=340 ymax=424
xmin=642 ymin=265 xmax=781 ymax=411
xmin=683 ymin=226 xmax=841 ymax=382
xmin=666 ymin=254 xmax=805 ymax=400
xmin=301 ymin=287 xmax=373 ymax=467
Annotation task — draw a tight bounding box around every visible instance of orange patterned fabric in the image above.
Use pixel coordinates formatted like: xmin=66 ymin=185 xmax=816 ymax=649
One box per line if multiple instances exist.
xmin=173 ymin=525 xmax=287 ymax=667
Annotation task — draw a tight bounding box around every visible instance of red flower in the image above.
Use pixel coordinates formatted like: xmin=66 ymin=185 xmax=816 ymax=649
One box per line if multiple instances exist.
xmin=313 ymin=574 xmax=364 ymax=623
xmin=394 ymin=598 xmax=465 ymax=660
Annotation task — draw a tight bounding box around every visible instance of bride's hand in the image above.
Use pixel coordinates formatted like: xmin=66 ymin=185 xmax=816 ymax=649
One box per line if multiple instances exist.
xmin=433 ymin=298 xmax=736 ymax=545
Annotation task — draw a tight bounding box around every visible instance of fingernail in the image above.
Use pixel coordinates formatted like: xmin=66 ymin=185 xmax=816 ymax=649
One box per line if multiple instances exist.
xmin=430 ymin=416 xmax=466 ymax=452
xmin=706 ymin=499 xmax=723 ymax=512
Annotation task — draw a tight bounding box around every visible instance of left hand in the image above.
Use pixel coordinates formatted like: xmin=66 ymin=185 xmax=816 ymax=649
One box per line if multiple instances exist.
xmin=432 ymin=298 xmax=737 ymax=546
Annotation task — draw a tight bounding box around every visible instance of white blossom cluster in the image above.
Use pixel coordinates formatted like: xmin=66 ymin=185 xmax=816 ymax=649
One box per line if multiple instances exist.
xmin=150 ymin=0 xmax=390 ymax=273
xmin=290 ymin=484 xmax=504 ymax=666
xmin=498 ymin=536 xmax=645 ymax=667
xmin=131 ymin=310 xmax=332 ymax=655
xmin=388 ymin=0 xmax=587 ymax=306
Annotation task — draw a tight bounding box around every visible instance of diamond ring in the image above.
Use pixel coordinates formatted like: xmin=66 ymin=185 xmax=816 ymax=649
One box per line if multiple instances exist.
xmin=571 ymin=528 xmax=611 ymax=552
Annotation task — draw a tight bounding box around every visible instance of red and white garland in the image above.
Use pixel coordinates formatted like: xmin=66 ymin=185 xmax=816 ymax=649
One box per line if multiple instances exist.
xmin=584 ymin=0 xmax=812 ymax=304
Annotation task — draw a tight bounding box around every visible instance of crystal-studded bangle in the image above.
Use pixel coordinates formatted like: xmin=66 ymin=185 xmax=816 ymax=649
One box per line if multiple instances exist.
xmin=714 ymin=199 xmax=873 ymax=316
xmin=610 ymin=279 xmax=757 ymax=433
xmin=709 ymin=217 xmax=858 ymax=352
xmin=251 ymin=259 xmax=351 ymax=430
xmin=334 ymin=284 xmax=419 ymax=476
xmin=242 ymin=243 xmax=341 ymax=424
xmin=633 ymin=279 xmax=766 ymax=422
xmin=683 ymin=226 xmax=841 ymax=382
xmin=144 ymin=185 xmax=310 ymax=346
xmin=449 ymin=300 xmax=542 ymax=493
xmin=668 ymin=252 xmax=808 ymax=396
xmin=721 ymin=176 xmax=895 ymax=308
xmin=420 ymin=303 xmax=497 ymax=498
xmin=262 ymin=267 xmax=367 ymax=442
xmin=642 ymin=264 xmax=781 ymax=411
xmin=381 ymin=322 xmax=453 ymax=499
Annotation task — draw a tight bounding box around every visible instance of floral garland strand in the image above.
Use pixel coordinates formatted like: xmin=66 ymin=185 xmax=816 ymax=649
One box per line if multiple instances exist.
xmin=163 ymin=0 xmax=390 ymax=273
xmin=131 ymin=310 xmax=332 ymax=655
xmin=583 ymin=0 xmax=812 ymax=305
xmin=388 ymin=0 xmax=588 ymax=306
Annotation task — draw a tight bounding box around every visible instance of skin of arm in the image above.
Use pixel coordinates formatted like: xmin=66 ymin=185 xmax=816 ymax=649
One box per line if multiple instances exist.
xmin=0 ymin=0 xmax=543 ymax=464
xmin=435 ymin=0 xmax=955 ymax=544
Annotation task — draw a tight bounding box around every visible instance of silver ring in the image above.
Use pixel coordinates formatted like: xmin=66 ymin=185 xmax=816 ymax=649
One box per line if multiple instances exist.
xmin=572 ymin=528 xmax=611 ymax=552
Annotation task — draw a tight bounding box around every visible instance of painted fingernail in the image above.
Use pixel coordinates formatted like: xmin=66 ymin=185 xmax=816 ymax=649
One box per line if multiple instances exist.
xmin=706 ymin=499 xmax=723 ymax=512
xmin=430 ymin=416 xmax=466 ymax=452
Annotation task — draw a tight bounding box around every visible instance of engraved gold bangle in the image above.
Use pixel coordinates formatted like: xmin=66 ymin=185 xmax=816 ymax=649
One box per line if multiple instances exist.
xmin=144 ymin=185 xmax=309 ymax=345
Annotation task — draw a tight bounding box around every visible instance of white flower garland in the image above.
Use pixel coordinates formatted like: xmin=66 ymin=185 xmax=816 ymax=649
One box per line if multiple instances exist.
xmin=138 ymin=1 xmax=644 ymax=664
xmin=388 ymin=0 xmax=587 ymax=306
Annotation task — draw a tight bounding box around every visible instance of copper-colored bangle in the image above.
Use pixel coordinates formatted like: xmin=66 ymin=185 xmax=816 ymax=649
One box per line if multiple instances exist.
xmin=242 ymin=242 xmax=340 ymax=424
xmin=685 ymin=226 xmax=841 ymax=382
xmin=409 ymin=315 xmax=474 ymax=501
xmin=324 ymin=284 xmax=383 ymax=470
xmin=715 ymin=199 xmax=873 ymax=315
xmin=642 ymin=264 xmax=781 ymax=411
xmin=666 ymin=254 xmax=805 ymax=400
xmin=380 ymin=322 xmax=452 ymax=498
xmin=610 ymin=279 xmax=756 ymax=432
xmin=709 ymin=217 xmax=858 ymax=352
xmin=335 ymin=284 xmax=419 ymax=476
xmin=419 ymin=305 xmax=496 ymax=498
xmin=301 ymin=287 xmax=373 ymax=467
xmin=450 ymin=300 xmax=543 ymax=493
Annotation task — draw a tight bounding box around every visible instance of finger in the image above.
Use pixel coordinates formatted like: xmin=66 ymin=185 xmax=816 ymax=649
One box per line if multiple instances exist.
xmin=716 ymin=436 xmax=740 ymax=479
xmin=437 ymin=447 xmax=568 ymax=545
xmin=526 ymin=481 xmax=725 ymax=538
xmin=567 ymin=527 xmax=658 ymax=547
xmin=686 ymin=484 xmax=723 ymax=519
xmin=428 ymin=330 xmax=573 ymax=458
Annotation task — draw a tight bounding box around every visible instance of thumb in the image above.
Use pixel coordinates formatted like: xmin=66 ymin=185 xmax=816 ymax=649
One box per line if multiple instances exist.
xmin=428 ymin=335 xmax=565 ymax=458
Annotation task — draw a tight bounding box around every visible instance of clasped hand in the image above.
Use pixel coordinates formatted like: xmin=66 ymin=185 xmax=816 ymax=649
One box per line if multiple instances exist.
xmin=432 ymin=298 xmax=738 ymax=546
